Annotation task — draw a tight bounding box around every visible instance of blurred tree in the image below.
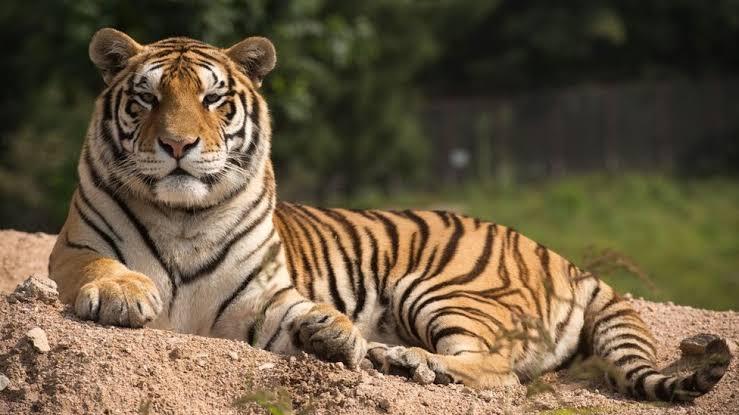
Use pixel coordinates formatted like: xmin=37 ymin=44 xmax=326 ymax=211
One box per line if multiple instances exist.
xmin=423 ymin=0 xmax=739 ymax=93
xmin=1 ymin=0 xmax=738 ymax=231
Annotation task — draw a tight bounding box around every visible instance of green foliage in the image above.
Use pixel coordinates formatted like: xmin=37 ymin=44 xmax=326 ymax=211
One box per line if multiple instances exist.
xmin=337 ymin=175 xmax=739 ymax=310
xmin=3 ymin=2 xmax=739 ymax=231
xmin=233 ymin=382 xmax=294 ymax=415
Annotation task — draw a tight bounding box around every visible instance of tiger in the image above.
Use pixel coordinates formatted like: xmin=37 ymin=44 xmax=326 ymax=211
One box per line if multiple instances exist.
xmin=49 ymin=28 xmax=731 ymax=402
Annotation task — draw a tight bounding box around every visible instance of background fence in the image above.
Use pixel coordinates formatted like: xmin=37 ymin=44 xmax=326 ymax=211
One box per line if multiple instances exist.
xmin=424 ymin=78 xmax=739 ymax=184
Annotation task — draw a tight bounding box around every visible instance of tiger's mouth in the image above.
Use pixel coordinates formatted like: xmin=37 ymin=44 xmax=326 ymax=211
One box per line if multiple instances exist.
xmin=168 ymin=166 xmax=194 ymax=177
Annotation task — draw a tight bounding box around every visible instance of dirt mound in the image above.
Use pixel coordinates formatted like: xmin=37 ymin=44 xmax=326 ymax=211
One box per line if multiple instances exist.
xmin=0 ymin=232 xmax=737 ymax=414
xmin=0 ymin=230 xmax=56 ymax=293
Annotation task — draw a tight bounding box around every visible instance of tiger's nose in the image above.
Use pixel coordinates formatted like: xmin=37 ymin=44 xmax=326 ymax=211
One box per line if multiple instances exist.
xmin=158 ymin=136 xmax=200 ymax=159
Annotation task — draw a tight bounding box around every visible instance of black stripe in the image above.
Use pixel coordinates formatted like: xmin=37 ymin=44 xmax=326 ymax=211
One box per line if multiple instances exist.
xmin=180 ymin=195 xmax=271 ymax=284
xmin=264 ymin=299 xmax=309 ymax=351
xmin=78 ymin=185 xmax=123 ymax=241
xmin=73 ymin=199 xmax=126 ymax=265
xmin=319 ymin=208 xmax=367 ymax=320
xmin=424 ymin=307 xmax=503 ymax=350
xmin=432 ymin=214 xmax=464 ymax=277
xmin=590 ymin=308 xmax=637 ymax=341
xmin=603 ymin=341 xmax=654 ymax=360
xmin=213 ymin=267 xmax=262 ymax=329
xmin=211 ymin=237 xmax=279 ymax=329
xmin=286 ymin=204 xmax=346 ymax=314
xmin=402 ymin=247 xmax=438 ymax=342
xmin=430 ymin=326 xmax=491 ymax=352
xmin=614 ymin=353 xmax=647 ymax=367
xmin=395 ymin=210 xmax=430 ymax=274
xmin=371 ymin=211 xmax=400 ymax=269
xmin=432 ymin=210 xmax=451 ymax=227
xmin=63 ymin=231 xmax=100 ymax=254
xmin=367 ymin=229 xmax=381 ymax=299
xmin=634 ymin=370 xmax=660 ymax=398
xmin=277 ymin=204 xmax=321 ymax=301
xmin=407 ymin=224 xmax=495 ymax=329
xmin=596 ymin=332 xmax=657 ymax=357
xmin=655 ymin=376 xmax=672 ymax=401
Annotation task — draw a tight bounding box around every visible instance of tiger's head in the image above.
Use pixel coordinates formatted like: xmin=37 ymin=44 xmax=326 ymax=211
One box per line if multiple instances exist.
xmin=85 ymin=28 xmax=276 ymax=208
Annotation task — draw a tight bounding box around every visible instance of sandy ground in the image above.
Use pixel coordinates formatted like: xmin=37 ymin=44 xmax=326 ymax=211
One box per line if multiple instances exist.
xmin=0 ymin=231 xmax=737 ymax=414
xmin=0 ymin=230 xmax=56 ymax=293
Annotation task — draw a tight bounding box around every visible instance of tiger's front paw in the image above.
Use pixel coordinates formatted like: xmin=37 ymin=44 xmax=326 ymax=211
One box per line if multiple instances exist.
xmin=75 ymin=272 xmax=162 ymax=328
xmin=293 ymin=304 xmax=367 ymax=368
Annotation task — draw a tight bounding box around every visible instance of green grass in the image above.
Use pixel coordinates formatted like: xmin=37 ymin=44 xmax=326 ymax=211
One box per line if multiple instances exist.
xmin=334 ymin=175 xmax=739 ymax=310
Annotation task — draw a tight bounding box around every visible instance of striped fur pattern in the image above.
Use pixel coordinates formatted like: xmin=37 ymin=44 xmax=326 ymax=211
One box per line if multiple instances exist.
xmin=49 ymin=29 xmax=730 ymax=402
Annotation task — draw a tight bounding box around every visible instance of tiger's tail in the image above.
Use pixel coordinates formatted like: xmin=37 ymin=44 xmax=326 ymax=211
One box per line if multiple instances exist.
xmin=581 ymin=278 xmax=732 ymax=401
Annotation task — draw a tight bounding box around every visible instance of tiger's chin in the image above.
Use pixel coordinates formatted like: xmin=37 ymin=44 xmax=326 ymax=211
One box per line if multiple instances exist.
xmin=154 ymin=175 xmax=210 ymax=207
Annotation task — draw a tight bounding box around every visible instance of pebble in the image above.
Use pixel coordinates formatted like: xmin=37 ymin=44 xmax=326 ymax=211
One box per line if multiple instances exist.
xmin=288 ymin=356 xmax=297 ymax=364
xmin=412 ymin=366 xmax=435 ymax=385
xmin=0 ymin=374 xmax=9 ymax=391
xmin=26 ymin=327 xmax=50 ymax=353
xmin=11 ymin=276 xmax=58 ymax=304
xmin=169 ymin=347 xmax=185 ymax=360
xmin=370 ymin=370 xmax=384 ymax=379
xmin=377 ymin=398 xmax=392 ymax=412
xmin=258 ymin=362 xmax=275 ymax=370
xmin=478 ymin=390 xmax=495 ymax=402
xmin=228 ymin=351 xmax=239 ymax=360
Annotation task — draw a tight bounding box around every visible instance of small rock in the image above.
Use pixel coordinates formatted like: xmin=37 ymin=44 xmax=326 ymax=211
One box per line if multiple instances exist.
xmin=461 ymin=386 xmax=475 ymax=395
xmin=370 ymin=370 xmax=384 ymax=379
xmin=377 ymin=398 xmax=392 ymax=413
xmin=412 ymin=366 xmax=435 ymax=385
xmin=289 ymin=355 xmax=297 ymax=364
xmin=26 ymin=327 xmax=50 ymax=353
xmin=169 ymin=347 xmax=185 ymax=360
xmin=0 ymin=374 xmax=10 ymax=391
xmin=334 ymin=361 xmax=345 ymax=369
xmin=228 ymin=351 xmax=239 ymax=360
xmin=196 ymin=359 xmax=207 ymax=367
xmin=478 ymin=391 xmax=494 ymax=402
xmin=623 ymin=292 xmax=633 ymax=300
xmin=12 ymin=276 xmax=58 ymax=304
xmin=257 ymin=362 xmax=275 ymax=370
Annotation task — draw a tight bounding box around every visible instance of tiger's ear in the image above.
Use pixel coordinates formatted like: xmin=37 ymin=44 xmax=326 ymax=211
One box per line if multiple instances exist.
xmin=89 ymin=28 xmax=143 ymax=85
xmin=225 ymin=37 xmax=276 ymax=88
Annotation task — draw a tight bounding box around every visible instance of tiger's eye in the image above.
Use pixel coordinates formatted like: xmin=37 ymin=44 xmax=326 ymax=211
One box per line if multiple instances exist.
xmin=203 ymin=93 xmax=221 ymax=105
xmin=138 ymin=92 xmax=157 ymax=104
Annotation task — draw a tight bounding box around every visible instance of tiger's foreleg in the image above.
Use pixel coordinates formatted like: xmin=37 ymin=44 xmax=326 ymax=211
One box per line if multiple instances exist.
xmin=49 ymin=245 xmax=163 ymax=328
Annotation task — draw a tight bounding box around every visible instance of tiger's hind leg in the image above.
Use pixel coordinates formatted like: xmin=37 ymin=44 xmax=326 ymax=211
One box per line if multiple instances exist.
xmin=366 ymin=312 xmax=520 ymax=388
